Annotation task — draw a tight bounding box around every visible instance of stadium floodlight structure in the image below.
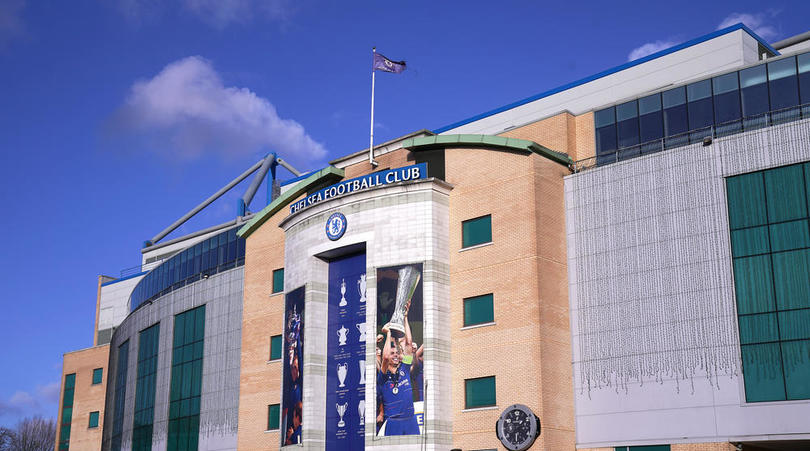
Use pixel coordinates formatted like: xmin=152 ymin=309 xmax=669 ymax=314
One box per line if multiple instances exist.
xmin=143 ymin=153 xmax=301 ymax=248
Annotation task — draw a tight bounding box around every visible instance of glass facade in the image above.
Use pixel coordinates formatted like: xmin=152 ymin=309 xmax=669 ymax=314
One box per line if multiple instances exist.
xmin=727 ymin=163 xmax=810 ymax=402
xmin=92 ymin=368 xmax=103 ymax=385
xmin=272 ymin=268 xmax=284 ymax=294
xmin=111 ymin=341 xmax=130 ymax=451
xmin=58 ymin=373 xmax=75 ymax=450
xmin=267 ymin=404 xmax=280 ymax=431
xmin=463 ymin=293 xmax=494 ymax=327
xmin=595 ymin=52 xmax=810 ymax=164
xmin=168 ymin=306 xmax=205 ymax=451
xmin=462 ymin=215 xmax=492 ymax=248
xmin=464 ymin=376 xmax=496 ymax=409
xmin=131 ymin=227 xmax=246 ymax=312
xmin=133 ymin=323 xmax=160 ymax=451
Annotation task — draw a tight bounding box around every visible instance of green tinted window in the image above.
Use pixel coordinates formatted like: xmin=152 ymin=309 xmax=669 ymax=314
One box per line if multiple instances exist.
xmin=463 ymin=294 xmax=494 ymax=326
xmin=133 ymin=323 xmax=160 ymax=451
xmin=267 ymin=404 xmax=280 ymax=430
xmin=89 ymin=411 xmax=99 ymax=428
xmin=168 ymin=306 xmax=205 ymax=451
xmin=465 ymin=376 xmax=496 ymax=409
xmin=727 ymin=163 xmax=810 ymax=403
xmin=462 ymin=215 xmax=492 ymax=248
xmin=111 ymin=341 xmax=130 ymax=451
xmin=272 ymin=268 xmax=284 ymax=293
xmin=59 ymin=373 xmax=76 ymax=450
xmin=92 ymin=368 xmax=103 ymax=385
xmin=270 ymin=335 xmax=282 ymax=360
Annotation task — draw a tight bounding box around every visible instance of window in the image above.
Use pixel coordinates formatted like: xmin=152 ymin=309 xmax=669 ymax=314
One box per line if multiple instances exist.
xmin=89 ymin=411 xmax=99 ymax=428
xmin=111 ymin=341 xmax=129 ymax=451
xmin=465 ymin=376 xmax=496 ymax=409
xmin=462 ymin=215 xmax=492 ymax=248
xmin=638 ymin=93 xmax=663 ymax=153
xmin=616 ymin=100 xmax=640 ymax=158
xmin=167 ymin=306 xmax=205 ymax=451
xmin=712 ymin=72 xmax=742 ymax=135
xmin=270 ymin=335 xmax=282 ymax=361
xmin=92 ymin=368 xmax=103 ymax=385
xmin=463 ymin=294 xmax=494 ymax=327
xmin=798 ymin=52 xmax=810 ymax=115
xmin=614 ymin=446 xmax=670 ymax=451
xmin=727 ymin=163 xmax=810 ymax=402
xmin=58 ymin=373 xmax=76 ymax=450
xmin=740 ymin=65 xmax=770 ymax=129
xmin=272 ymin=268 xmax=284 ymax=294
xmin=133 ymin=323 xmax=160 ymax=451
xmin=594 ymin=107 xmax=617 ymax=162
xmin=686 ymin=79 xmax=714 ymax=142
xmin=267 ymin=404 xmax=280 ymax=430
xmin=662 ymin=87 xmax=688 ymax=148
xmin=768 ymin=57 xmax=799 ymax=116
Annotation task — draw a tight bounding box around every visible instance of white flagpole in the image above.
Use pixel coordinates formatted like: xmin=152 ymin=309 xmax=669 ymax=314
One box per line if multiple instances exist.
xmin=369 ymin=47 xmax=377 ymax=166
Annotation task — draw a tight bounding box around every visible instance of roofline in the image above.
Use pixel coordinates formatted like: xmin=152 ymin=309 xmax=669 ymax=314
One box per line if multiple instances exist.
xmin=401 ymin=134 xmax=573 ymax=166
xmin=432 ymin=23 xmax=779 ymax=134
xmin=773 ymin=30 xmax=810 ymax=50
xmin=328 ymin=129 xmax=435 ymax=166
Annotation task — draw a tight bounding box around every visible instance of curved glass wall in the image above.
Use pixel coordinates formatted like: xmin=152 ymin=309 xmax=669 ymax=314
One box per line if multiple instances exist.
xmin=594 ymin=51 xmax=810 ymax=165
xmin=130 ymin=226 xmax=246 ymax=312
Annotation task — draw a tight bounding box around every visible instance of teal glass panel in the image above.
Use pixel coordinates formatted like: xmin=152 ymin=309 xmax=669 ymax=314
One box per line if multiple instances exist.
xmin=92 ymin=368 xmax=103 ymax=385
xmin=267 ymin=404 xmax=280 ymax=430
xmin=463 ymin=294 xmax=494 ymax=326
xmin=769 ymin=220 xmax=810 ymax=252
xmin=112 ymin=340 xmax=130 ymax=451
xmin=272 ymin=268 xmax=284 ymax=293
xmin=462 ymin=215 xmax=492 ymax=248
xmin=730 ymin=226 xmax=770 ymax=257
xmin=465 ymin=376 xmax=496 ymax=408
xmin=782 ymin=340 xmax=810 ymax=400
xmin=738 ymin=313 xmax=779 ymax=344
xmin=270 ymin=335 xmax=282 ymax=360
xmin=133 ymin=323 xmax=160 ymax=451
xmin=89 ymin=411 xmax=99 ymax=428
xmin=771 ymin=249 xmax=810 ymax=311
xmin=733 ymin=255 xmax=775 ymax=314
xmin=778 ymin=310 xmax=810 ymax=340
xmin=741 ymin=343 xmax=786 ymax=402
xmin=764 ymin=165 xmax=807 ymax=223
xmin=168 ymin=306 xmax=204 ymax=451
xmin=59 ymin=373 xmax=76 ymax=450
xmin=727 ymin=173 xmax=767 ymax=229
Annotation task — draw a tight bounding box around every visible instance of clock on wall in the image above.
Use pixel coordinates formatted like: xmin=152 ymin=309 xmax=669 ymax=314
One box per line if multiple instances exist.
xmin=495 ymin=404 xmax=541 ymax=451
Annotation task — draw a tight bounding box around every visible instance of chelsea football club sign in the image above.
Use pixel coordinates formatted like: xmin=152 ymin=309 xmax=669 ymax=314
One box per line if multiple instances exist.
xmin=325 ymin=212 xmax=347 ymax=241
xmin=290 ymin=163 xmax=427 ymax=214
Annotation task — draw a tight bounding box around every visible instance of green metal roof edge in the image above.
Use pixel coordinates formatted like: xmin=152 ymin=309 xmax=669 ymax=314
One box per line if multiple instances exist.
xmin=237 ymin=166 xmax=345 ymax=239
xmin=400 ymin=134 xmax=572 ymax=166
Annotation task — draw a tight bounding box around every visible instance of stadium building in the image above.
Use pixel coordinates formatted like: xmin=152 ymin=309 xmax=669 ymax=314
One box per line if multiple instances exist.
xmin=54 ymin=23 xmax=810 ymax=451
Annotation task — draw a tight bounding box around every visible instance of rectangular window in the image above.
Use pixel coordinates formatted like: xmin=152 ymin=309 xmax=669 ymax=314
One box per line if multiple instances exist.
xmin=92 ymin=368 xmax=103 ymax=385
xmin=270 ymin=335 xmax=282 ymax=361
xmin=713 ymin=72 xmax=742 ymax=135
xmin=740 ymin=65 xmax=770 ymax=129
xmin=133 ymin=323 xmax=160 ymax=451
xmin=465 ymin=376 xmax=496 ymax=409
xmin=768 ymin=56 xmax=800 ymax=121
xmin=167 ymin=306 xmax=205 ymax=451
xmin=462 ymin=215 xmax=492 ymax=248
xmin=687 ymin=79 xmax=714 ymax=142
xmin=616 ymin=100 xmax=640 ymax=159
xmin=727 ymin=162 xmax=810 ymax=402
xmin=111 ymin=341 xmax=130 ymax=451
xmin=638 ymin=93 xmax=663 ymax=153
xmin=267 ymin=404 xmax=280 ymax=430
xmin=463 ymin=294 xmax=494 ymax=327
xmin=89 ymin=411 xmax=99 ymax=428
xmin=798 ymin=52 xmax=810 ymax=116
xmin=272 ymin=268 xmax=284 ymax=294
xmin=594 ymin=107 xmax=617 ymax=163
xmin=58 ymin=373 xmax=76 ymax=450
xmin=662 ymin=87 xmax=688 ymax=148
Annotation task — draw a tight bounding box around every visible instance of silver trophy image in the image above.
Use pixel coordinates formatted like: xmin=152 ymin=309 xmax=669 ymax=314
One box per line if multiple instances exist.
xmin=357 ymin=273 xmax=367 ymax=303
xmin=384 ymin=265 xmax=421 ymax=338
xmin=358 ymin=359 xmax=365 ymax=385
xmin=337 ymin=325 xmax=348 ymax=346
xmin=358 ymin=399 xmax=365 ymax=425
xmin=339 ymin=278 xmax=347 ymax=306
xmin=336 ymin=402 xmax=347 ymax=428
xmin=337 ymin=362 xmax=348 ymax=388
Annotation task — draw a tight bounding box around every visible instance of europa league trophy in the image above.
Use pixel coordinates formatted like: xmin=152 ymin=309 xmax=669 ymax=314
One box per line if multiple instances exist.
xmin=337 ymin=363 xmax=348 ymax=388
xmin=358 ymin=273 xmax=367 ymax=303
xmin=358 ymin=399 xmax=365 ymax=425
xmin=336 ymin=402 xmax=347 ymax=428
xmin=385 ymin=265 xmax=421 ymax=338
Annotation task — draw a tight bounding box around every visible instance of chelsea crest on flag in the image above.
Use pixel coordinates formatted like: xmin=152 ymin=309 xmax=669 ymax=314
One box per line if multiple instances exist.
xmin=373 ymin=52 xmax=406 ymax=73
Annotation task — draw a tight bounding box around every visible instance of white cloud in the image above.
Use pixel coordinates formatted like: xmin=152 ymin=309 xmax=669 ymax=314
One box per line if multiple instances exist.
xmin=627 ymin=40 xmax=677 ymax=61
xmin=718 ymin=12 xmax=779 ymax=40
xmin=0 ymin=0 xmax=25 ymax=48
xmin=0 ymin=381 xmax=60 ymax=421
xmin=111 ymin=56 xmax=327 ymax=163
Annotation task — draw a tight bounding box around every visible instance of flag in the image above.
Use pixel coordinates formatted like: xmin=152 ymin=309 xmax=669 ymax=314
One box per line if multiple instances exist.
xmin=373 ymin=52 xmax=406 ymax=74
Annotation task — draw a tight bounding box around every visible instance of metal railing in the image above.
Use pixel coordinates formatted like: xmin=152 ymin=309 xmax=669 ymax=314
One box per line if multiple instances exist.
xmin=572 ymin=103 xmax=810 ymax=173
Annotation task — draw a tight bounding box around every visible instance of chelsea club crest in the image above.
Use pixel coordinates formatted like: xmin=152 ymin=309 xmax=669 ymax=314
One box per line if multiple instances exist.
xmin=325 ymin=212 xmax=347 ymax=241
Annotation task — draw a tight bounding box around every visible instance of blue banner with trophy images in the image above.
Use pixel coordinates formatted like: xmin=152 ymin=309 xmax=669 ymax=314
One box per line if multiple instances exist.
xmin=281 ymin=286 xmax=305 ymax=446
xmin=326 ymin=253 xmax=367 ymax=451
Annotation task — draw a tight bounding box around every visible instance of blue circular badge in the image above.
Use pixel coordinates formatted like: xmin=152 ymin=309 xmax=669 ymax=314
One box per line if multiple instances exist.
xmin=325 ymin=212 xmax=347 ymax=241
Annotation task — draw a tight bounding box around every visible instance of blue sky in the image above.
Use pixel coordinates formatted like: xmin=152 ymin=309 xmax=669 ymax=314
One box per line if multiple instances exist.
xmin=0 ymin=0 xmax=808 ymax=426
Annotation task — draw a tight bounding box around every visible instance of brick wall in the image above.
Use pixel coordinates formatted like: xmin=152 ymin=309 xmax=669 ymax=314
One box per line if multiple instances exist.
xmin=55 ymin=344 xmax=109 ymax=451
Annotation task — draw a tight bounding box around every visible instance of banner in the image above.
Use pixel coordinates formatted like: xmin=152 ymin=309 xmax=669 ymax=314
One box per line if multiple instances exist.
xmin=375 ymin=263 xmax=424 ymax=437
xmin=326 ymin=253 xmax=367 ymax=450
xmin=281 ymin=286 xmax=305 ymax=446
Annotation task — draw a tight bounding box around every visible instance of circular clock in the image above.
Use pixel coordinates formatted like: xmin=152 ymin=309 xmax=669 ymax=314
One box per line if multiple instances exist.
xmin=495 ymin=404 xmax=541 ymax=451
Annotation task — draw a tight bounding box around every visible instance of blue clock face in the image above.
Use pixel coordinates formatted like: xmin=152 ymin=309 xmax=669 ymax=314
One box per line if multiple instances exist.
xmin=325 ymin=212 xmax=347 ymax=241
